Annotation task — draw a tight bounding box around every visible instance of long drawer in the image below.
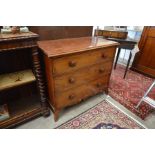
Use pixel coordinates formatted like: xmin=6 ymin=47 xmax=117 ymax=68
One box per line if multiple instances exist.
xmin=55 ymin=75 xmax=110 ymax=108
xmin=52 ymin=47 xmax=115 ymax=76
xmin=54 ymin=61 xmax=112 ymax=93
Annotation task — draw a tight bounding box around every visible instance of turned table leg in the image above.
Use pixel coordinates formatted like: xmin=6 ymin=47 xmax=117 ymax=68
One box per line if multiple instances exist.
xmin=123 ymin=51 xmax=132 ymax=79
xmin=105 ymin=87 xmax=109 ymax=94
xmin=32 ymin=47 xmax=50 ymax=117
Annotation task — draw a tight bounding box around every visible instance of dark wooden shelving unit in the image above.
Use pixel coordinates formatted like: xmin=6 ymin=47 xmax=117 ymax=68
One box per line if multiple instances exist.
xmin=0 ymin=32 xmax=50 ymax=128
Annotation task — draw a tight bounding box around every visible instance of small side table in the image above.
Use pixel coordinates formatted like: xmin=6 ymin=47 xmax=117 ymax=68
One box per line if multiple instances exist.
xmin=107 ymin=37 xmax=137 ymax=78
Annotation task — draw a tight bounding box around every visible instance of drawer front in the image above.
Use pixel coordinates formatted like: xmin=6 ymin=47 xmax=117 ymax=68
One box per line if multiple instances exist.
xmin=0 ymin=39 xmax=37 ymax=52
xmin=55 ymin=75 xmax=110 ymax=108
xmin=54 ymin=61 xmax=112 ymax=93
xmin=95 ymin=30 xmax=103 ymax=36
xmin=118 ymin=32 xmax=128 ymax=39
xmin=102 ymin=30 xmax=112 ymax=37
xmin=52 ymin=47 xmax=116 ymax=76
xmin=110 ymin=32 xmax=119 ymax=38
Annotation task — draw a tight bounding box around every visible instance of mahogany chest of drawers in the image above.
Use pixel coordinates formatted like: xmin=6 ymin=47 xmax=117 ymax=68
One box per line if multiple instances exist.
xmin=38 ymin=37 xmax=119 ymax=121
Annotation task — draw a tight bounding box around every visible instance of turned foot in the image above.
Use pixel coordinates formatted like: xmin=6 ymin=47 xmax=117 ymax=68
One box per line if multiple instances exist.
xmin=54 ymin=109 xmax=61 ymax=122
xmin=105 ymin=87 xmax=109 ymax=94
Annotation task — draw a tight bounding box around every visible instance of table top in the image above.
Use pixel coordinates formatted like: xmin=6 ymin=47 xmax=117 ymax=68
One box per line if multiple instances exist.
xmin=38 ymin=36 xmax=119 ymax=57
xmin=107 ymin=37 xmax=137 ymax=44
xmin=101 ymin=29 xmax=128 ymax=33
xmin=0 ymin=32 xmax=38 ymax=42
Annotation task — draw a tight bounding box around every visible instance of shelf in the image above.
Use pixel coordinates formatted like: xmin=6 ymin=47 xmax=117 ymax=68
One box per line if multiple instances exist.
xmin=0 ymin=95 xmax=42 ymax=128
xmin=0 ymin=69 xmax=36 ymax=91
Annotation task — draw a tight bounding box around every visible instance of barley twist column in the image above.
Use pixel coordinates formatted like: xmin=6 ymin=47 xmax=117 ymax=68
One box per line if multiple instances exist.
xmin=32 ymin=47 xmax=50 ymax=116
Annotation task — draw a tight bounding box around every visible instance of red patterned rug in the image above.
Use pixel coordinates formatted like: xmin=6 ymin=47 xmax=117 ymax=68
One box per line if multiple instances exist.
xmin=109 ymin=64 xmax=155 ymax=119
xmin=57 ymin=101 xmax=142 ymax=129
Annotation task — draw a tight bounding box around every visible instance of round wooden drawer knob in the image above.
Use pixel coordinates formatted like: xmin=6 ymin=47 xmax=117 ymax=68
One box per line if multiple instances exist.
xmin=69 ymin=61 xmax=76 ymax=67
xmin=96 ymin=83 xmax=102 ymax=88
xmin=68 ymin=77 xmax=75 ymax=84
xmin=68 ymin=94 xmax=75 ymax=100
xmin=99 ymin=68 xmax=104 ymax=73
xmin=102 ymin=54 xmax=106 ymax=58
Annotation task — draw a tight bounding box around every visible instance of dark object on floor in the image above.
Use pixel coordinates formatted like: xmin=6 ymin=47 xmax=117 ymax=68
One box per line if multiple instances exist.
xmin=93 ymin=123 xmax=125 ymax=129
xmin=109 ymin=64 xmax=155 ymax=119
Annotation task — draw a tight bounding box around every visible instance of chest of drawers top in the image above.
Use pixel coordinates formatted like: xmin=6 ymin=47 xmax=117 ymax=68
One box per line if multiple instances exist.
xmin=38 ymin=37 xmax=119 ymax=57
